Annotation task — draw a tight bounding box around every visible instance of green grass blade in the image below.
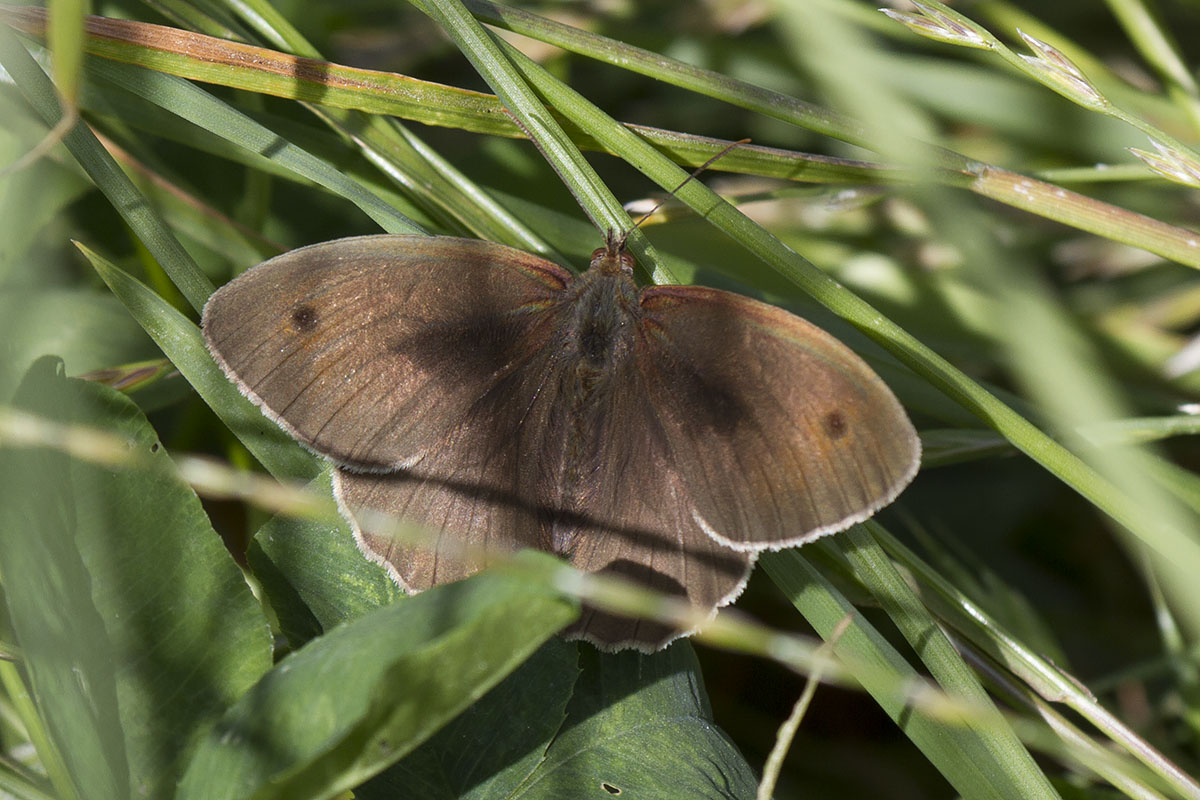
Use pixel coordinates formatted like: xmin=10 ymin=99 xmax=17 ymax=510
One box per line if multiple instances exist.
xmin=763 ymin=548 xmax=1052 ymax=800
xmin=83 ymin=57 xmax=423 ymax=235
xmin=218 ymin=0 xmax=555 ymax=253
xmin=874 ymin=527 xmax=1200 ymax=799
xmin=415 ymin=0 xmax=633 ymax=242
xmin=47 ymin=0 xmax=87 ymax=104
xmin=0 ymin=24 xmax=214 ymax=311
xmin=841 ymin=526 xmax=1059 ymax=797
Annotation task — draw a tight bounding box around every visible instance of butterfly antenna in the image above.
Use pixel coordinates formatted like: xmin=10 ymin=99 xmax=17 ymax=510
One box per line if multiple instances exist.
xmin=628 ymin=138 xmax=751 ymax=234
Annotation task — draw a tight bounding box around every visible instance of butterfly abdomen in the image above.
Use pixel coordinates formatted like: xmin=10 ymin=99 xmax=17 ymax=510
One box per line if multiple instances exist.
xmin=535 ymin=270 xmax=644 ymax=552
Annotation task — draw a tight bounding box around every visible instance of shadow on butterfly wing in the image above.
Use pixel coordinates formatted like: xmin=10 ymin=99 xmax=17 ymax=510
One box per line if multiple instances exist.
xmin=336 ymin=465 xmax=754 ymax=652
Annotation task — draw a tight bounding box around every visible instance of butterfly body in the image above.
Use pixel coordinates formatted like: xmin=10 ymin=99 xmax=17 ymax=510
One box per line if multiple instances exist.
xmin=203 ymin=233 xmax=919 ymax=650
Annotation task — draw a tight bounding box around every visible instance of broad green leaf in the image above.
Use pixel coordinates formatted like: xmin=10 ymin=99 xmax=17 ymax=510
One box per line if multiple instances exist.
xmin=359 ymin=640 xmax=579 ymax=800
xmin=178 ymin=552 xmax=578 ymax=800
xmin=245 ymin=474 xmax=758 ymax=798
xmin=0 ymin=358 xmax=273 ymax=800
xmin=247 ymin=468 xmax=403 ymax=647
xmin=513 ymin=645 xmax=758 ymax=799
xmin=0 ymin=290 xmax=157 ymax=402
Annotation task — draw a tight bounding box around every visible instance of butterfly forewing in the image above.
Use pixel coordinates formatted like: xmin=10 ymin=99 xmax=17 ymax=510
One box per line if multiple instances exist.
xmin=635 ymin=285 xmax=920 ymax=549
xmin=202 ymin=235 xmax=572 ymax=470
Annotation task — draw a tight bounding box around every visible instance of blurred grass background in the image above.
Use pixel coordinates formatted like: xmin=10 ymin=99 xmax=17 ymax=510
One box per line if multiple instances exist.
xmin=3 ymin=0 xmax=1200 ymax=797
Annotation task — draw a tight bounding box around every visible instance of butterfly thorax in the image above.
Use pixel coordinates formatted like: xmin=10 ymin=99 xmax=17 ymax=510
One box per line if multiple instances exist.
xmin=568 ymin=234 xmax=639 ymax=377
xmin=567 ymin=270 xmax=639 ymax=370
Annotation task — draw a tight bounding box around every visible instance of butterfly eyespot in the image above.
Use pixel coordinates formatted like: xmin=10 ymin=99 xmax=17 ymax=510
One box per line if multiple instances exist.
xmin=291 ymin=304 xmax=319 ymax=332
xmin=823 ymin=410 xmax=848 ymax=439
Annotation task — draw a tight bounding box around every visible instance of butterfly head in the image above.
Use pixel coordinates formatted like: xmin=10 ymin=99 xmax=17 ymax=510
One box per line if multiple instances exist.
xmin=589 ymin=229 xmax=637 ymax=276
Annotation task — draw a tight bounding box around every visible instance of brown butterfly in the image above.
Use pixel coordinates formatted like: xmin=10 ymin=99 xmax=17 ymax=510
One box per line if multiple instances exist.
xmin=202 ymin=232 xmax=919 ymax=650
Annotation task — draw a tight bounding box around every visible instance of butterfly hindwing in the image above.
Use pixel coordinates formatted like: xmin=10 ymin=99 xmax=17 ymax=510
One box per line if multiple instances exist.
xmin=550 ymin=358 xmax=755 ymax=650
